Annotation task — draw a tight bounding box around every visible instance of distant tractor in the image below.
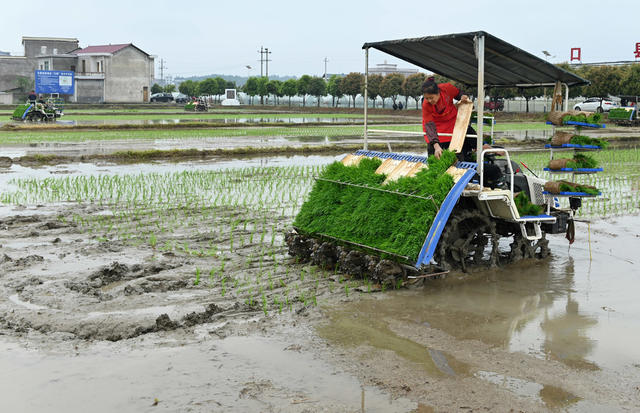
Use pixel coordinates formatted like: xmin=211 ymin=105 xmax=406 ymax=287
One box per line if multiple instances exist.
xmin=12 ymin=98 xmax=63 ymax=122
xmin=184 ymin=97 xmax=208 ymax=112
xmin=608 ymin=106 xmax=639 ymax=126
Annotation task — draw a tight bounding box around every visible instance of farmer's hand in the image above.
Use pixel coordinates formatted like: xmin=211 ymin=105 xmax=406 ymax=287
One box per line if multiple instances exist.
xmin=460 ymin=95 xmax=471 ymax=103
xmin=433 ymin=143 xmax=443 ymax=159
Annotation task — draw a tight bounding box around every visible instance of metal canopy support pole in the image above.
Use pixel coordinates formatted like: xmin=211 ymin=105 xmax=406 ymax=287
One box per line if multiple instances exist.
xmin=562 ymin=83 xmax=569 ymax=111
xmin=364 ymin=47 xmax=369 ymax=150
xmin=475 ymin=35 xmax=485 ymax=183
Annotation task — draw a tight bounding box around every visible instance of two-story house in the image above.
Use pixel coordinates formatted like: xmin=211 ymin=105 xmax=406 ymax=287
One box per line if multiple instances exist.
xmin=69 ymin=44 xmax=154 ymax=103
xmin=1 ymin=36 xmax=154 ymax=103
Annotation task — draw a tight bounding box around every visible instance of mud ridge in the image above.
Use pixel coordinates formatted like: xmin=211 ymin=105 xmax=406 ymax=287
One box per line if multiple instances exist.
xmin=104 ymin=302 xmax=248 ymax=342
xmin=64 ymin=260 xmax=184 ymax=299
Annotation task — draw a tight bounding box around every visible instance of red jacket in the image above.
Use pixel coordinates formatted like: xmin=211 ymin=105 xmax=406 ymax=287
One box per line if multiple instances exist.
xmin=422 ymin=83 xmax=462 ymax=144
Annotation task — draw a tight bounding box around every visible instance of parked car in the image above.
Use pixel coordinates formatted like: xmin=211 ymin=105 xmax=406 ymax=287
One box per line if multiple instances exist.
xmin=150 ymin=93 xmax=174 ymax=102
xmin=172 ymin=93 xmax=189 ymax=103
xmin=573 ymin=98 xmax=619 ymax=113
xmin=484 ymin=99 xmax=504 ymax=111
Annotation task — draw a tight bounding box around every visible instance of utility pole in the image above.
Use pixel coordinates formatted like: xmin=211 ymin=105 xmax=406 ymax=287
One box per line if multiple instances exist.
xmin=258 ymin=47 xmax=272 ymax=78
xmin=323 ymin=57 xmax=329 ymax=79
xmin=159 ymin=58 xmax=168 ymax=86
xmin=265 ymin=48 xmax=271 ymax=79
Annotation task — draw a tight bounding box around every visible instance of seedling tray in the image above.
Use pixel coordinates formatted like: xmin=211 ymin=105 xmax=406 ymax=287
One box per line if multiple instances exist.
xmin=543 ymin=167 xmax=603 ymax=173
xmin=542 ymin=191 xmax=601 ymax=197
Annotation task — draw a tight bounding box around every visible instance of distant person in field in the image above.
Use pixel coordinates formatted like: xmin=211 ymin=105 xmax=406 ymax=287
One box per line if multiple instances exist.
xmin=28 ymin=90 xmax=37 ymax=103
xmin=398 ymin=101 xmax=403 ymax=110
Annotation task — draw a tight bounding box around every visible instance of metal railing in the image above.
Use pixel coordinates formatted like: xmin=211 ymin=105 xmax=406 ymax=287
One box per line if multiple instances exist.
xmin=76 ymin=71 xmax=105 ymax=76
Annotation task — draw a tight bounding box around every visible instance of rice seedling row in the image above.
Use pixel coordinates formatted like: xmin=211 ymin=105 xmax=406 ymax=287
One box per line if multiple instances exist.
xmin=1 ymin=164 xmax=381 ymax=315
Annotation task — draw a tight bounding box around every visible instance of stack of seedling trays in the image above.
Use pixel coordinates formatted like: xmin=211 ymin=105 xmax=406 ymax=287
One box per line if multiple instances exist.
xmin=543 ymin=153 xmax=603 ymax=175
xmin=543 ymin=129 xmax=606 ymax=198
xmin=545 ymin=111 xmax=606 ymax=129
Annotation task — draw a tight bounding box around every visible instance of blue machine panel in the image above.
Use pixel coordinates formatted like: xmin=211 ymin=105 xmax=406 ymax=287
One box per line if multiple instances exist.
xmin=415 ymin=167 xmax=477 ymax=268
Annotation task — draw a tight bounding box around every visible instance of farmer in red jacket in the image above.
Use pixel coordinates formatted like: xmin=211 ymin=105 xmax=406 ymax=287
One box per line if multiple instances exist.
xmin=422 ymin=77 xmax=477 ymax=160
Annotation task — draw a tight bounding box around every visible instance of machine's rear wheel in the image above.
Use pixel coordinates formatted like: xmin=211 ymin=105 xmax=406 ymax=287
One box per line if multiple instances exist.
xmin=509 ymin=233 xmax=550 ymax=261
xmin=26 ymin=111 xmax=43 ymax=122
xmin=435 ymin=209 xmax=500 ymax=272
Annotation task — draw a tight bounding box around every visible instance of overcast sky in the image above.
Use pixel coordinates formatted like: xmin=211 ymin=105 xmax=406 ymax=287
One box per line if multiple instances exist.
xmin=3 ymin=0 xmax=639 ymax=79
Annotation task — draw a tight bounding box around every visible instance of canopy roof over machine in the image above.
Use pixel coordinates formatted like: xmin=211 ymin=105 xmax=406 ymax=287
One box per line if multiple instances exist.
xmin=361 ymin=31 xmax=589 ymax=176
xmin=362 ymin=31 xmax=589 ymax=88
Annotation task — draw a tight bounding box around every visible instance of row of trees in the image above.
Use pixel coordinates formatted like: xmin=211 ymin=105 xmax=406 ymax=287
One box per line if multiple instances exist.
xmin=482 ymin=64 xmax=640 ymax=112
xmin=240 ymin=72 xmax=429 ymax=108
xmin=239 ymin=64 xmax=640 ymax=111
xmin=242 ymin=75 xmax=328 ymax=106
xmin=152 ymin=77 xmax=237 ymax=99
xmin=153 ymin=64 xmax=640 ymax=110
xmin=559 ymin=64 xmax=640 ymax=98
xmin=179 ymin=77 xmax=237 ymax=99
xmin=151 ymin=83 xmax=176 ymax=94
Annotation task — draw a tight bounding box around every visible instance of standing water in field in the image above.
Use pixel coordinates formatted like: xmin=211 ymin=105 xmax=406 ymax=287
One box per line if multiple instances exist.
xmin=0 ymin=150 xmax=639 ymax=412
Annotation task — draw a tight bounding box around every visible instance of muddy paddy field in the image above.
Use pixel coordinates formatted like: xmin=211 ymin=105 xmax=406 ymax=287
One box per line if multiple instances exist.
xmin=1 ymin=109 xmax=640 ymax=412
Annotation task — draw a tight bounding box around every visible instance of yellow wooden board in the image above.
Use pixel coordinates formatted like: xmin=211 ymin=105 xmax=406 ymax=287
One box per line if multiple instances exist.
xmin=445 ymin=165 xmax=468 ymax=183
xmin=341 ymin=154 xmax=364 ymax=166
xmin=375 ymin=158 xmax=401 ymax=175
xmin=449 ymin=101 xmax=474 ymax=153
xmin=342 ymin=155 xmax=428 ymax=185
xmin=406 ymin=162 xmax=427 ymax=178
xmin=384 ymin=160 xmax=412 ymax=183
xmin=383 ymin=161 xmax=427 ymax=184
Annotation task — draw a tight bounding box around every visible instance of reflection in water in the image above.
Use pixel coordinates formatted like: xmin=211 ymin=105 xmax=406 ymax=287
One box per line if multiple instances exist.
xmin=541 ymin=257 xmax=598 ymax=370
xmin=539 ymin=384 xmax=582 ymax=409
xmin=475 ymin=371 xmax=581 ymax=408
xmin=327 ymin=215 xmax=640 ymax=375
xmin=384 ymin=261 xmax=559 ymax=344
xmin=414 ymin=258 xmax=598 ymax=371
xmin=320 ymin=256 xmax=604 ymax=372
xmin=317 ymin=305 xmax=470 ymax=377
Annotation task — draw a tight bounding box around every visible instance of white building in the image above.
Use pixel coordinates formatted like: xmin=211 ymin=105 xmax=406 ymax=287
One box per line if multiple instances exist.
xmin=368 ymin=60 xmax=419 ymax=77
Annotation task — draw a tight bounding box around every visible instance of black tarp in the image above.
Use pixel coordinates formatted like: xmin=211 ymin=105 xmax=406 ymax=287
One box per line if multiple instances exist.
xmin=363 ymin=31 xmax=589 ymax=88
